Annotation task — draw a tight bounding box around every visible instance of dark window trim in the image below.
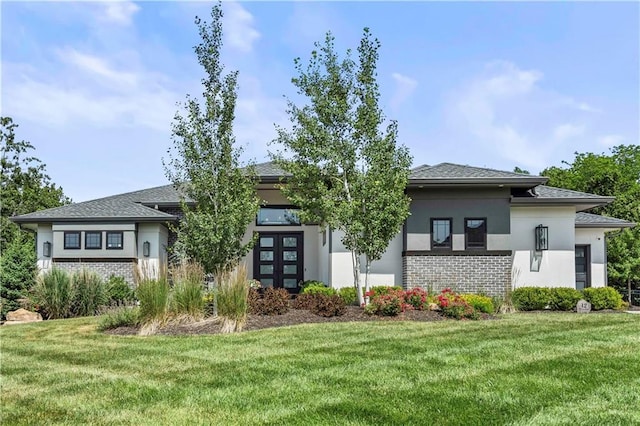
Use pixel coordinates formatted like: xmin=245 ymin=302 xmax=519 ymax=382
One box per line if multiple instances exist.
xmin=63 ymin=231 xmax=81 ymax=250
xmin=85 ymin=231 xmax=102 ymax=250
xmin=106 ymin=231 xmax=124 ymax=250
xmin=256 ymin=205 xmax=301 ymax=226
xmin=430 ymin=217 xmax=452 ymax=250
xmin=464 ymin=217 xmax=487 ymax=250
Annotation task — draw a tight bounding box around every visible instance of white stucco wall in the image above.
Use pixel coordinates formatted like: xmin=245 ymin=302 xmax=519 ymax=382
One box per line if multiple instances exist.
xmin=137 ymin=223 xmax=169 ymax=261
xmin=575 ymin=228 xmax=607 ymax=288
xmin=36 ymin=224 xmax=53 ymax=273
xmin=51 ymin=223 xmax=137 ymax=258
xmin=329 ymin=229 xmax=403 ymax=289
xmin=511 ymin=206 xmax=576 ymax=288
xmin=317 ymin=227 xmax=330 ymax=285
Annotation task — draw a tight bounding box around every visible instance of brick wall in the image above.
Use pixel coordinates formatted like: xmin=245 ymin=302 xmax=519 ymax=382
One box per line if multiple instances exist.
xmin=159 ymin=206 xmax=182 ymax=250
xmin=53 ymin=261 xmax=137 ymax=285
xmin=403 ymin=253 xmax=512 ymax=296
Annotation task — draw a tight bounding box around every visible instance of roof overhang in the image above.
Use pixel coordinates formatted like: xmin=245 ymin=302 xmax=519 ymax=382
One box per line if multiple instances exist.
xmin=408 ymin=177 xmax=547 ymax=188
xmin=10 ymin=216 xmax=178 ymax=224
xmin=510 ymin=197 xmax=614 ymax=212
xmin=576 ymin=222 xmax=636 ymax=229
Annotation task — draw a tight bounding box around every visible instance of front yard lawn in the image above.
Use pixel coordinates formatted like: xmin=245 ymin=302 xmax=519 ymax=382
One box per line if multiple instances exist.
xmin=1 ymin=313 xmax=639 ymax=425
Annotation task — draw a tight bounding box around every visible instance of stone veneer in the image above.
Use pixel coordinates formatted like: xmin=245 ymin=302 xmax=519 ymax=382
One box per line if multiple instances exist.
xmin=53 ymin=261 xmax=137 ymax=285
xmin=403 ymin=253 xmax=512 ymax=296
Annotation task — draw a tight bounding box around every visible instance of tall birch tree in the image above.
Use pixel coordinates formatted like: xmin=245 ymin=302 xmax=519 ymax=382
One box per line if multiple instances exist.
xmin=164 ymin=3 xmax=260 ymax=278
xmin=272 ymin=29 xmax=412 ymax=305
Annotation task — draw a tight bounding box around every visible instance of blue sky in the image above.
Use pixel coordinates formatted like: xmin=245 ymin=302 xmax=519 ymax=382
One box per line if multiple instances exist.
xmin=2 ymin=1 xmax=638 ymax=202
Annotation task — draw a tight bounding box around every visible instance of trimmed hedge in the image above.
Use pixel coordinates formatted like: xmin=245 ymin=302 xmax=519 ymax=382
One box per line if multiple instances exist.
xmin=549 ymin=288 xmax=583 ymax=311
xmin=301 ymin=284 xmax=337 ymax=297
xmin=512 ymin=287 xmax=551 ymax=311
xmin=461 ymin=294 xmax=494 ymax=314
xmin=583 ymin=287 xmax=623 ymax=310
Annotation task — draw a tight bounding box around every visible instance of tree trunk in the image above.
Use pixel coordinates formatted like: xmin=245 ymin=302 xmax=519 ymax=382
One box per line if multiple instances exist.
xmin=628 ymin=277 xmax=633 ymax=307
xmin=364 ymin=259 xmax=372 ymax=306
xmin=353 ymin=250 xmax=364 ymax=306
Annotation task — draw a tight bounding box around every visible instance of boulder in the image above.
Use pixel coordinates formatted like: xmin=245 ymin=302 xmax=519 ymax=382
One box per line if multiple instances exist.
xmin=4 ymin=308 xmax=43 ymax=324
xmin=428 ymin=303 xmax=441 ymax=311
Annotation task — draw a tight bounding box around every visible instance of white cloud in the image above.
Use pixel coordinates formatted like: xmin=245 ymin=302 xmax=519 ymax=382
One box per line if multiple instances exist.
xmin=390 ymin=72 xmax=418 ymax=111
xmin=100 ymin=1 xmax=140 ymax=26
xmin=224 ymin=1 xmax=260 ymax=53
xmin=599 ymin=134 xmax=625 ymax=147
xmin=446 ymin=61 xmax=606 ymax=171
xmin=57 ymin=48 xmax=139 ymax=88
xmin=553 ymin=123 xmax=585 ymax=142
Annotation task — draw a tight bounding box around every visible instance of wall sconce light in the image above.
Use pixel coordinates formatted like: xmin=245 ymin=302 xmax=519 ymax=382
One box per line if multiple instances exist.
xmin=535 ymin=225 xmax=549 ymax=251
xmin=43 ymin=241 xmax=51 ymax=258
xmin=143 ymin=241 xmax=150 ymax=257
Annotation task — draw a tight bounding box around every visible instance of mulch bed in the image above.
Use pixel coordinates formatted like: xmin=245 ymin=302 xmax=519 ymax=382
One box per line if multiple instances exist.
xmin=106 ymin=306 xmax=495 ymax=336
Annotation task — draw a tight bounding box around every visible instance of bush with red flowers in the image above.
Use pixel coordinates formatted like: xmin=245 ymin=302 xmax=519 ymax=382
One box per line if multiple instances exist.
xmin=436 ymin=288 xmax=477 ymax=320
xmin=404 ymin=287 xmax=429 ymax=310
xmin=364 ymin=289 xmax=413 ymax=316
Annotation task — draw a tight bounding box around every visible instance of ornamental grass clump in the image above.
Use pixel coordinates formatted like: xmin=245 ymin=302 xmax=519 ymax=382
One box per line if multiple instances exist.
xmin=31 ymin=268 xmax=74 ymax=319
xmin=170 ymin=261 xmax=205 ymax=321
xmin=216 ymin=265 xmax=250 ymax=333
xmin=71 ymin=269 xmax=107 ymax=317
xmin=136 ymin=263 xmax=170 ymax=335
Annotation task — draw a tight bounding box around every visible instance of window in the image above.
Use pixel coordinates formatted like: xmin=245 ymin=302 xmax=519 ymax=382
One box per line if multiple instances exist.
xmin=106 ymin=232 xmax=123 ymax=250
xmin=465 ymin=218 xmax=487 ymax=250
xmin=431 ymin=219 xmax=451 ymax=249
xmin=64 ymin=232 xmax=81 ymax=249
xmin=85 ymin=232 xmax=102 ymax=249
xmin=257 ymin=207 xmax=300 ymax=225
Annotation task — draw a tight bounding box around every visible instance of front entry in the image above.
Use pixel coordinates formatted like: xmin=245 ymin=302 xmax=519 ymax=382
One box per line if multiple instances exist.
xmin=254 ymin=232 xmax=304 ymax=293
xmin=575 ymin=245 xmax=591 ymax=290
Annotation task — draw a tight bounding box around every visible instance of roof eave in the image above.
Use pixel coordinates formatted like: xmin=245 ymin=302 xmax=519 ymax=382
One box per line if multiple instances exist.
xmin=408 ymin=177 xmax=547 ymax=187
xmin=10 ymin=216 xmax=178 ymax=224
xmin=576 ymin=222 xmax=636 ymax=229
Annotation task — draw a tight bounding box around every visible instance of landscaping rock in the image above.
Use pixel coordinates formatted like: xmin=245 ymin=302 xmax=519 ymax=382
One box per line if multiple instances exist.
xmin=4 ymin=308 xmax=43 ymax=325
xmin=428 ymin=303 xmax=441 ymax=311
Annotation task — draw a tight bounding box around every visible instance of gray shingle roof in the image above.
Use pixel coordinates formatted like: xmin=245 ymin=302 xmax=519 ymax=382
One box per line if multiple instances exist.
xmin=11 ymin=185 xmax=181 ymax=223
xmin=534 ymin=186 xmax=614 ymax=200
xmin=254 ymin=161 xmax=288 ymax=178
xmin=575 ymin=212 xmax=635 ymax=228
xmin=409 ymin=163 xmax=547 ymax=186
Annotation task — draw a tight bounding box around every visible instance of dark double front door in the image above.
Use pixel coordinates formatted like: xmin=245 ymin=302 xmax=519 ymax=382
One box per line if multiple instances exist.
xmin=254 ymin=232 xmax=303 ymax=293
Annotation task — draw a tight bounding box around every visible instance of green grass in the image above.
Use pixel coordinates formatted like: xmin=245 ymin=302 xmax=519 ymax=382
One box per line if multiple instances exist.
xmin=1 ymin=313 xmax=639 ymax=425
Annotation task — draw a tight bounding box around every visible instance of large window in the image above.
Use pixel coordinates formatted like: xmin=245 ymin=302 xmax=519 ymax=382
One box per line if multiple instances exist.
xmin=106 ymin=232 xmax=123 ymax=250
xmin=465 ymin=218 xmax=487 ymax=250
xmin=431 ymin=218 xmax=451 ymax=249
xmin=64 ymin=232 xmax=81 ymax=249
xmin=257 ymin=207 xmax=300 ymax=226
xmin=85 ymin=232 xmax=102 ymax=249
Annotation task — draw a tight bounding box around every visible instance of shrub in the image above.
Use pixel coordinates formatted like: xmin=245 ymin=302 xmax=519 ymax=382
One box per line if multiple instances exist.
xmin=71 ymin=269 xmax=107 ymax=317
xmin=461 ymin=294 xmax=495 ymax=314
xmin=511 ymin=287 xmax=552 ymax=311
xmin=299 ymin=280 xmax=324 ymax=291
xmin=436 ymin=288 xmax=477 ymax=320
xmin=106 ymin=276 xmax=135 ymax=304
xmin=311 ymin=294 xmax=346 ymax=317
xmin=136 ymin=276 xmax=170 ymax=333
xmin=338 ymin=287 xmax=357 ymax=306
xmin=366 ymin=286 xmax=403 ymax=298
xmin=203 ymin=291 xmax=216 ymax=317
xmin=217 ymin=266 xmax=250 ymax=332
xmin=583 ymin=287 xmax=623 ymax=310
xmin=365 ymin=289 xmax=409 ymax=317
xmin=97 ymin=306 xmax=140 ymax=331
xmin=301 ymin=284 xmax=337 ymax=296
xmin=404 ymin=287 xmax=429 ymax=310
xmin=31 ymin=268 xmax=74 ymax=319
xmin=249 ymin=287 xmax=289 ymax=316
xmin=549 ymin=287 xmax=583 ymax=311
xmin=291 ymin=293 xmax=317 ymax=310
xmin=170 ymin=261 xmax=205 ymax=320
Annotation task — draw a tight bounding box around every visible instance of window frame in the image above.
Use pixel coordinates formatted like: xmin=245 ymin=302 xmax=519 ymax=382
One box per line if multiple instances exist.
xmin=106 ymin=231 xmax=124 ymax=250
xmin=256 ymin=206 xmax=301 ymax=226
xmin=63 ymin=231 xmax=81 ymax=250
xmin=84 ymin=231 xmax=102 ymax=250
xmin=430 ymin=218 xmax=452 ymax=250
xmin=464 ymin=218 xmax=487 ymax=250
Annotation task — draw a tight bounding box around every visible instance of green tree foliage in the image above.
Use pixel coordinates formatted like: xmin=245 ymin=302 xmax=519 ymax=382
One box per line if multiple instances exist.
xmin=0 ymin=234 xmax=37 ymax=318
xmin=273 ymin=29 xmax=412 ymax=305
xmin=163 ymin=3 xmax=260 ymax=278
xmin=542 ymin=145 xmax=640 ymax=299
xmin=1 ymin=117 xmax=69 ymax=252
xmin=1 ymin=117 xmax=68 ymax=318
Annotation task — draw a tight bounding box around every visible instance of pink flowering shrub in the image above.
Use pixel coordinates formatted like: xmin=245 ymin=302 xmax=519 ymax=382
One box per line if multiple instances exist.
xmin=404 ymin=287 xmax=429 ymax=310
xmin=436 ymin=288 xmax=477 ymax=320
